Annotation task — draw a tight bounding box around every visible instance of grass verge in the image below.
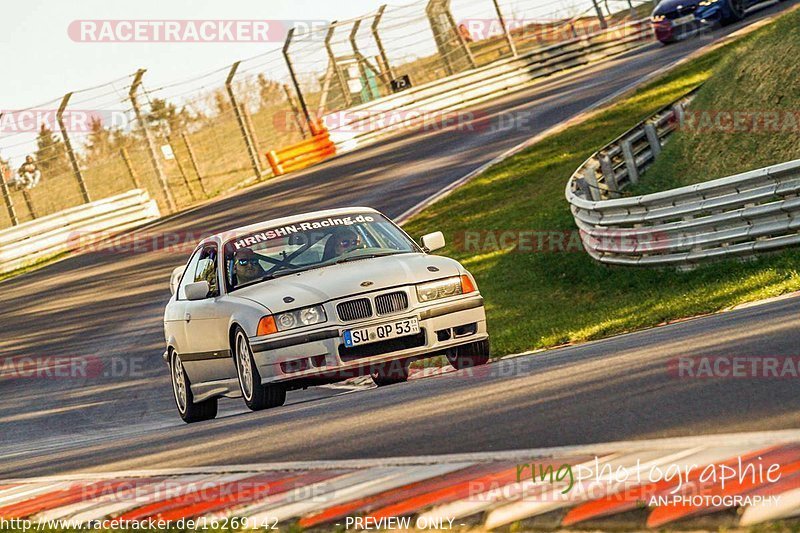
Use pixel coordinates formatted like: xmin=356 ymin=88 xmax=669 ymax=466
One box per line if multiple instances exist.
xmin=403 ymin=10 xmax=800 ymax=357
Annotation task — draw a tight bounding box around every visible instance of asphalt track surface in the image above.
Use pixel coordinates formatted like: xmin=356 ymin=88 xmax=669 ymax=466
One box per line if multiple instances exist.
xmin=1 ymin=2 xmax=798 ymax=478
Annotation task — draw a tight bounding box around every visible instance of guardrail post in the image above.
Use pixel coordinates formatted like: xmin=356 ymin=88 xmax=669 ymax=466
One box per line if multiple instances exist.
xmin=491 ymin=0 xmax=517 ymax=57
xmin=57 ymin=93 xmax=91 ymax=204
xmin=372 ymin=5 xmax=396 ymax=81
xmin=283 ymin=28 xmax=314 ymax=132
xmin=129 ymin=69 xmax=176 ymax=213
xmin=181 ymin=133 xmax=209 ymax=198
xmin=226 ymin=61 xmax=263 ymax=180
xmin=599 ymin=155 xmax=619 ymax=196
xmin=620 ymin=139 xmax=639 ymax=185
xmin=119 ymin=147 xmax=142 ymax=189
xmin=643 ymin=122 xmax=662 ymax=158
xmin=672 ymin=102 xmax=685 ymax=128
xmin=584 ymin=168 xmax=602 ymax=201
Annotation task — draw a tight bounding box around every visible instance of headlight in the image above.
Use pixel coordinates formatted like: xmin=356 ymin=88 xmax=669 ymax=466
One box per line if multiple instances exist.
xmin=416 ymin=275 xmax=476 ymax=302
xmin=698 ymin=0 xmax=717 ymax=5
xmin=260 ymin=305 xmax=327 ymax=335
xmin=651 ymin=14 xmax=666 ymax=22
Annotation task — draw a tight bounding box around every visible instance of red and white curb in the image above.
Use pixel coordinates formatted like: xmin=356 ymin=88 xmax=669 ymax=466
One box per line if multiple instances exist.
xmin=3 ymin=431 xmax=800 ymax=530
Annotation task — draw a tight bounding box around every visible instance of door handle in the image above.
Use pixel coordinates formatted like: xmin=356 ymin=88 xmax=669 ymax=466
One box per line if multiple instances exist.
xmin=184 ymin=312 xmax=192 ymax=322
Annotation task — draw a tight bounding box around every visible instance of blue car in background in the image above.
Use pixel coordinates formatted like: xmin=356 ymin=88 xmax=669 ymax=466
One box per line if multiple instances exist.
xmin=651 ymin=0 xmax=773 ymax=43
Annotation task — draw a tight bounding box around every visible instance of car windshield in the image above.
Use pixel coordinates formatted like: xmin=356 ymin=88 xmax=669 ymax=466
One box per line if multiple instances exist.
xmin=224 ymin=212 xmax=419 ymax=291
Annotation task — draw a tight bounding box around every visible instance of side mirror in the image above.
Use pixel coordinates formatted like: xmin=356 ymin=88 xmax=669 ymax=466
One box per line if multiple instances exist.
xmin=185 ymin=281 xmax=211 ymax=301
xmin=169 ymin=266 xmax=184 ymax=296
xmin=421 ymin=231 xmax=446 ymax=252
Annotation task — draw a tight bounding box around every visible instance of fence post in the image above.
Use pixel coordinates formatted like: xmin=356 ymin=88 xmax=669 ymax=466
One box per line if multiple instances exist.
xmin=225 ymin=61 xmax=263 ymax=180
xmin=166 ymin=135 xmax=196 ymax=201
xmin=240 ymin=103 xmax=262 ymax=167
xmin=491 ymin=0 xmax=517 ymax=57
xmin=0 ymin=174 xmax=18 ymax=227
xmin=445 ymin=8 xmax=477 ymax=69
xmin=181 ymin=133 xmax=209 ymax=197
xmin=372 ymin=5 xmax=396 ymax=82
xmin=643 ymin=122 xmax=662 ymax=158
xmin=20 ymin=190 xmax=36 ymax=220
xmin=119 ymin=147 xmax=142 ymax=189
xmin=57 ymin=93 xmax=91 ymax=203
xmin=283 ymin=84 xmax=309 ymax=138
xmin=325 ymin=22 xmax=353 ymax=108
xmin=129 ymin=69 xmax=176 ymax=213
xmin=592 ymin=0 xmax=608 ymax=28
xmin=283 ymin=28 xmax=314 ymax=131
xmin=620 ymin=138 xmax=639 ymax=184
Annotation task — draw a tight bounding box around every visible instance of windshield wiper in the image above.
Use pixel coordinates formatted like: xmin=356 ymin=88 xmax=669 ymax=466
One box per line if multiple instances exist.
xmin=335 ymin=252 xmax=401 ymax=264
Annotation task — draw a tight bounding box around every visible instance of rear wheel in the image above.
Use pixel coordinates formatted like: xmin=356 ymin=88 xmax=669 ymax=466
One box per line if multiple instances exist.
xmin=170 ymin=351 xmax=217 ymax=424
xmin=721 ymin=0 xmax=745 ymax=25
xmin=234 ymin=327 xmax=286 ymax=411
xmin=446 ymin=339 xmax=490 ymax=370
xmin=370 ymin=360 xmax=410 ymax=386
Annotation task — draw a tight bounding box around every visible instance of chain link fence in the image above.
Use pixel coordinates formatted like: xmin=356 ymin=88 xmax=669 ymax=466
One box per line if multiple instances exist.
xmin=0 ymin=0 xmax=654 ymax=230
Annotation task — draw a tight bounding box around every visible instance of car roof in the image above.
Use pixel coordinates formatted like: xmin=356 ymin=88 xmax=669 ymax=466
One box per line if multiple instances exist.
xmin=199 ymin=206 xmax=382 ymax=246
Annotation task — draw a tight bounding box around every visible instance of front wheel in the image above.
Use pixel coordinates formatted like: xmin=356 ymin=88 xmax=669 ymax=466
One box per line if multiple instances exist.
xmin=234 ymin=327 xmax=286 ymax=411
xmin=721 ymin=0 xmax=745 ymax=25
xmin=171 ymin=351 xmax=217 ymax=424
xmin=446 ymin=339 xmax=491 ymax=370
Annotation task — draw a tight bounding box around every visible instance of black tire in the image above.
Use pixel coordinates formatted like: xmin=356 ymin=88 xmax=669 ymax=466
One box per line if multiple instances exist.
xmin=446 ymin=339 xmax=491 ymax=370
xmin=170 ymin=351 xmax=218 ymax=424
xmin=721 ymin=0 xmax=745 ymax=25
xmin=233 ymin=326 xmax=286 ymax=411
xmin=370 ymin=359 xmax=410 ymax=386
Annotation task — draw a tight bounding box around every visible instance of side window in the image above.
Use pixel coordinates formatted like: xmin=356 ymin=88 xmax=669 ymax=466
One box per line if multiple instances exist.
xmin=194 ymin=246 xmax=219 ymax=297
xmin=177 ymin=249 xmax=203 ymax=300
xmin=177 ymin=245 xmax=219 ymax=300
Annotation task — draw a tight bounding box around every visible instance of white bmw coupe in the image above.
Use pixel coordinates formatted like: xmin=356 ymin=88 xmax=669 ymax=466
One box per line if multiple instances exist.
xmin=164 ymin=207 xmax=489 ymax=423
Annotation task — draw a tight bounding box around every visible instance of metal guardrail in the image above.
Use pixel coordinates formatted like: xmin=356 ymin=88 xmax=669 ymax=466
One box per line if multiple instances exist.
xmin=0 ymin=189 xmax=161 ymax=275
xmin=566 ymin=91 xmax=800 ymax=266
xmin=324 ymin=19 xmax=655 ymax=153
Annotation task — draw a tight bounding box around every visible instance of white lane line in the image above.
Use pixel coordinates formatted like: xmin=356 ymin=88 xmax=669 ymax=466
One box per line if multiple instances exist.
xmin=7 ymin=429 xmax=800 ymax=484
xmin=739 ymin=486 xmax=800 ymax=526
xmin=0 ymin=482 xmax=73 ymax=507
xmin=246 ymin=463 xmax=473 ymax=524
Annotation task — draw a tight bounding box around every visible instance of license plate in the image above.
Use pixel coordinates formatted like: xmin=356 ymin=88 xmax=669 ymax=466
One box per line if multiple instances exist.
xmin=673 ymin=14 xmax=696 ymax=25
xmin=343 ymin=318 xmax=420 ymax=347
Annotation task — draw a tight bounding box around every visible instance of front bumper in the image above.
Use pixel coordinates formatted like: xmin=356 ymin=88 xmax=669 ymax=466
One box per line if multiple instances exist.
xmin=249 ymin=294 xmax=488 ymax=385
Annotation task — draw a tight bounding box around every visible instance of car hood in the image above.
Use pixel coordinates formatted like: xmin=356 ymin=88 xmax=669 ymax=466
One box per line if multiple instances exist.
xmin=653 ymin=0 xmax=700 ymax=14
xmin=229 ymin=253 xmax=463 ymax=313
